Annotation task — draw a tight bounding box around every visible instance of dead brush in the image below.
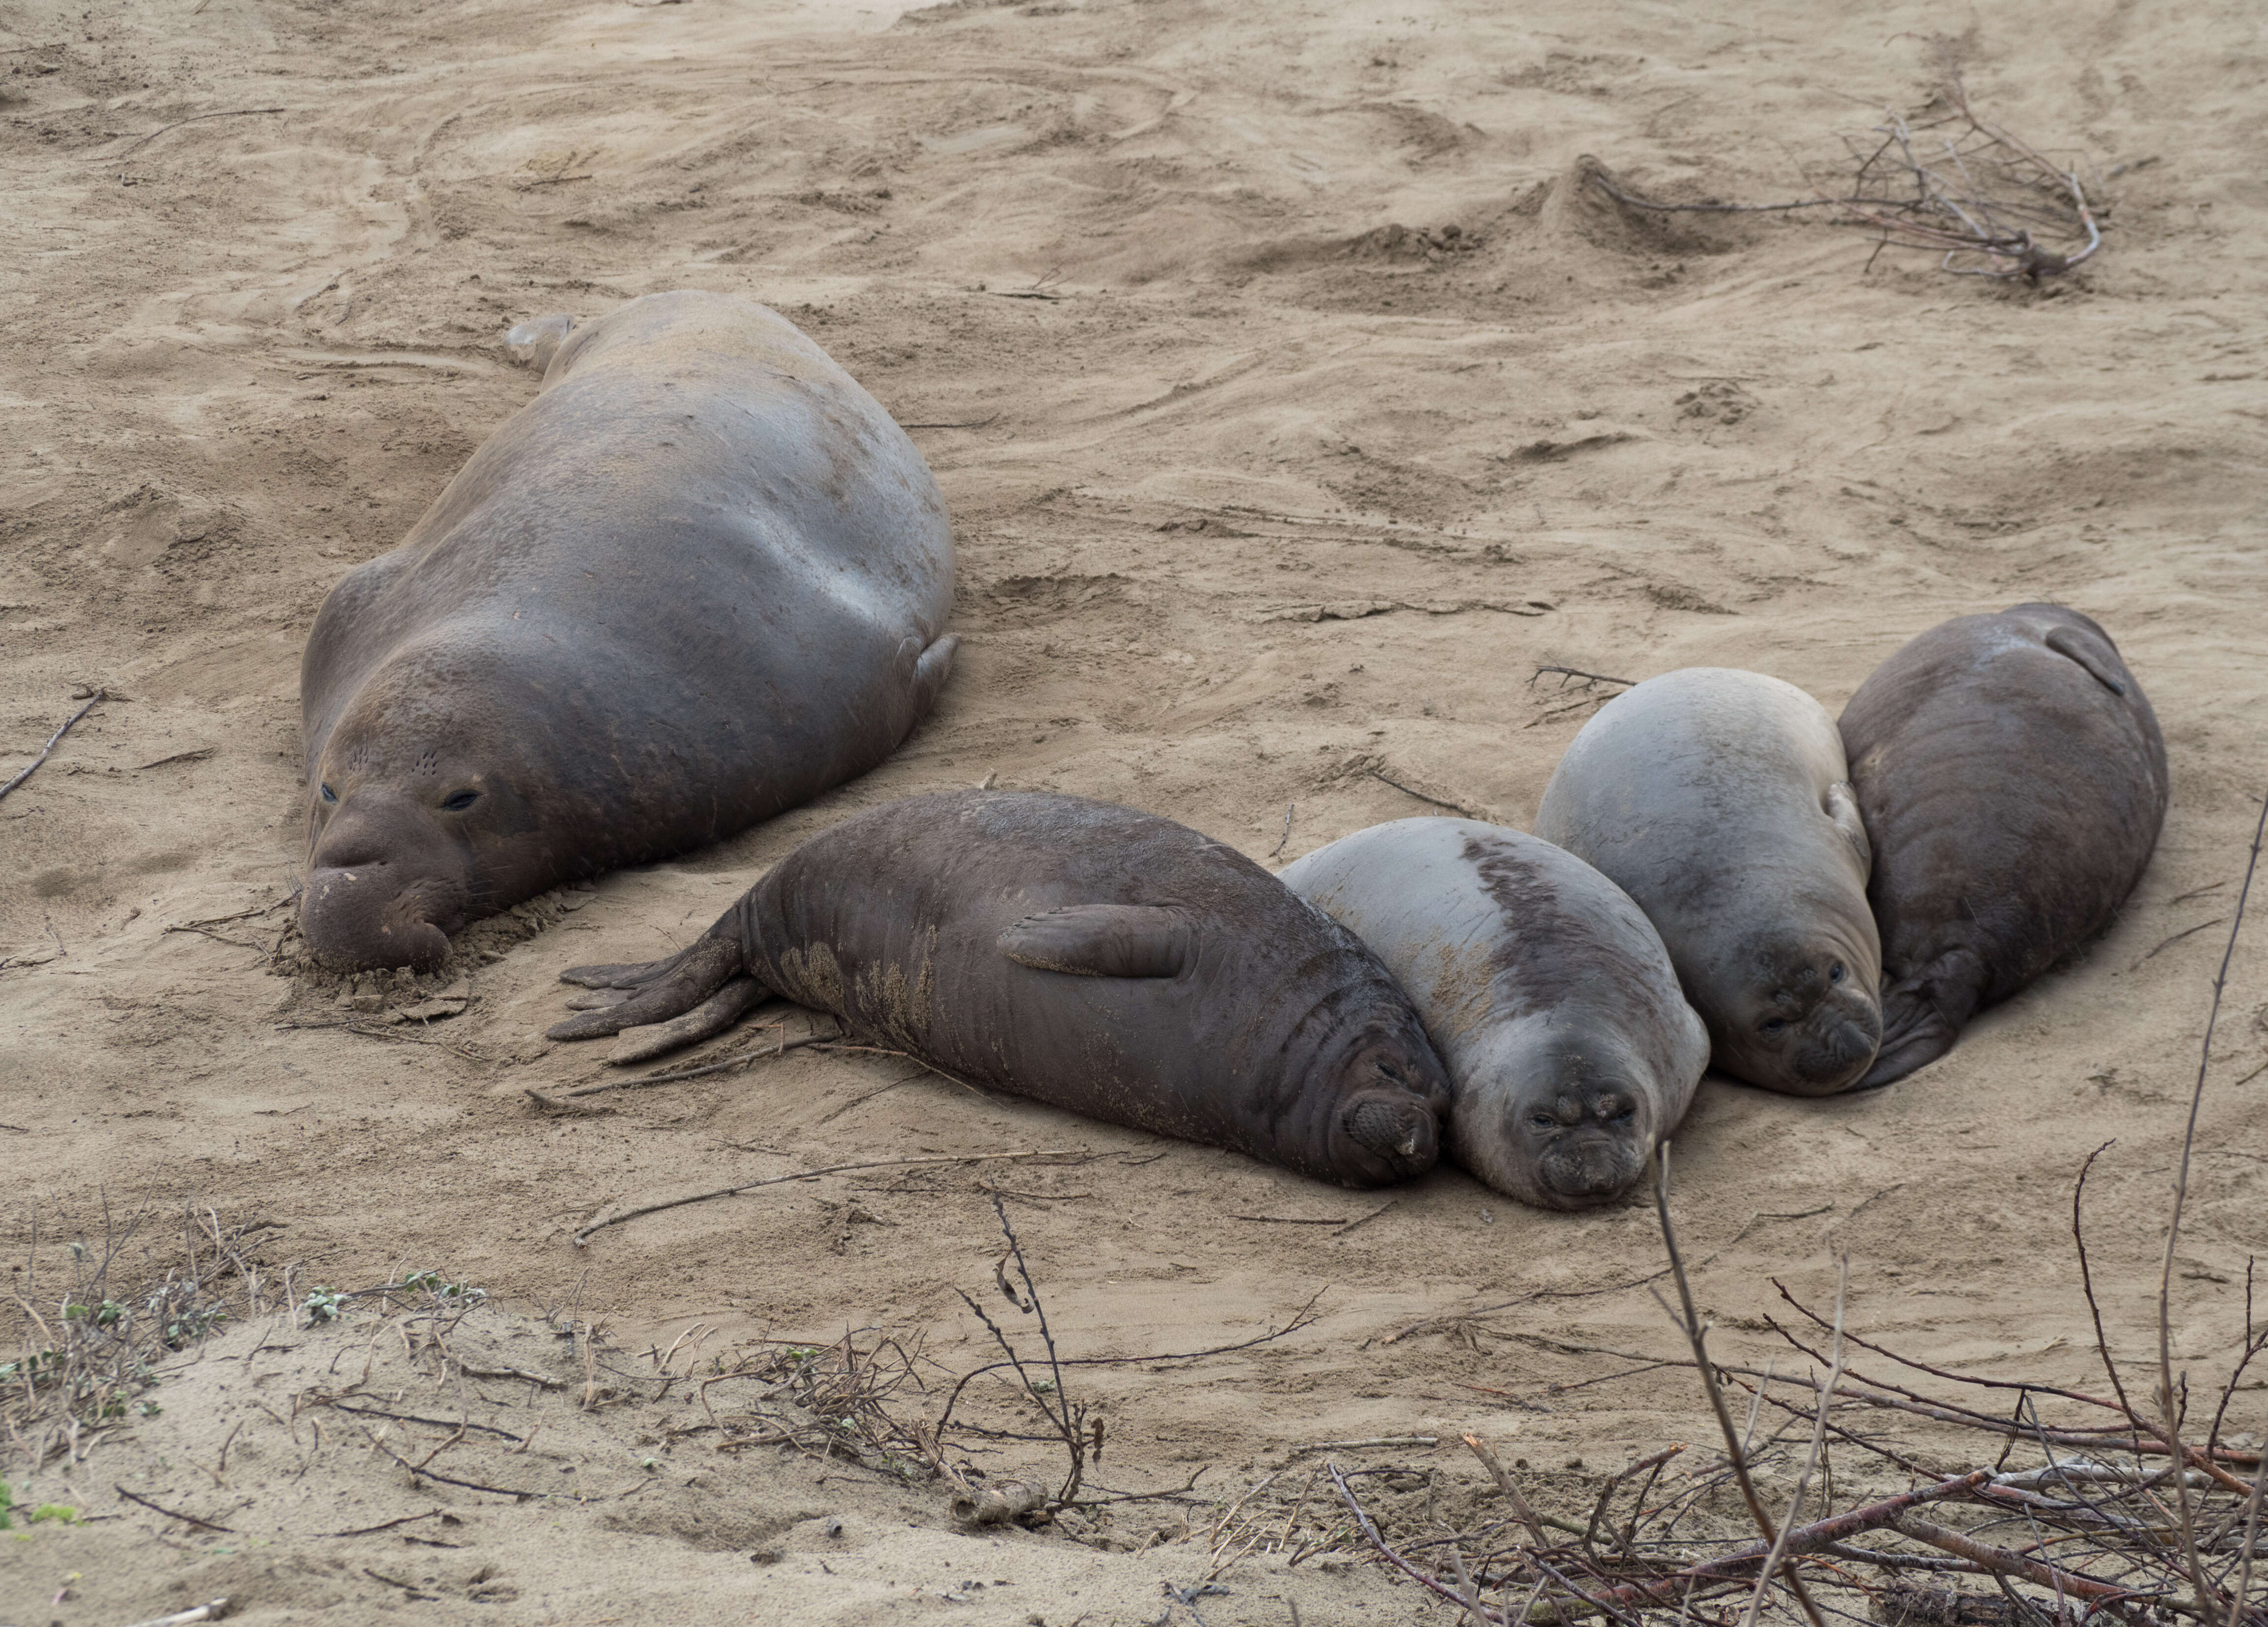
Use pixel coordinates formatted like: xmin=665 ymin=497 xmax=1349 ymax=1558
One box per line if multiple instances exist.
xmin=1585 ymin=77 xmax=2104 ymax=283
xmin=1327 ymin=802 xmax=2268 ymax=1627
xmin=2 ymin=1204 xmax=278 ymax=1468
xmin=689 ymin=1328 xmax=938 ymax=1483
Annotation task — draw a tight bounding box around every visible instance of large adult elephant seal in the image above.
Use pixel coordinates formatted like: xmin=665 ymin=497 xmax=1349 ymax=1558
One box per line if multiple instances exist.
xmin=1534 ymin=669 xmax=1882 ymax=1095
xmin=1278 ymin=818 xmax=1707 ymax=1209
xmin=546 ymin=790 xmax=1453 ymax=1188
xmin=298 ymin=290 xmax=956 ymax=970
xmin=1839 ymin=604 xmax=2167 ymax=1087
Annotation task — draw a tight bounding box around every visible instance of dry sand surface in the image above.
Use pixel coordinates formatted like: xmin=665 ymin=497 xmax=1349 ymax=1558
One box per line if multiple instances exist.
xmin=2 ymin=0 xmax=2265 ymax=1620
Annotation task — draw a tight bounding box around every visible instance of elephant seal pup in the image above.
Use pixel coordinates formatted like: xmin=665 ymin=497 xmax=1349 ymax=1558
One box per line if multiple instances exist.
xmin=298 ymin=290 xmax=957 ymax=970
xmin=547 ymin=791 xmax=1453 ymax=1189
xmin=1839 ymin=604 xmax=2167 ymax=1087
xmin=1534 ymin=668 xmax=1882 ymax=1095
xmin=1278 ymin=818 xmax=1707 ymax=1209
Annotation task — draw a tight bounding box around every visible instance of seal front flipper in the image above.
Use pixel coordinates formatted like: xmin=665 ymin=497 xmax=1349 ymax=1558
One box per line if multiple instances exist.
xmin=997 ymin=905 xmax=1192 ymax=978
xmin=2044 ymin=624 xmax=2130 ymax=697
xmin=1824 ymin=781 xmax=1872 ymax=872
xmin=547 ymin=932 xmax=746 ymax=1040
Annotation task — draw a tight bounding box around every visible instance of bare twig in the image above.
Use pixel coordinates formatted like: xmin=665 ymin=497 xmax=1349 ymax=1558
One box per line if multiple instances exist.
xmin=1531 ymin=665 xmax=1636 ymax=689
xmin=1653 ymin=1144 xmax=1830 ymax=1627
xmin=119 ymin=107 xmax=289 ymax=153
xmin=1333 ymin=1460 xmax=1505 ymax=1621
xmin=1364 ymin=767 xmax=1487 ymax=819
xmin=0 ymin=690 xmax=105 ymax=802
xmin=573 ymin=1150 xmax=1080 ymax=1245
xmin=1463 ymin=1431 xmax=1555 ymax=1550
xmin=1581 ymin=80 xmax=2103 ymax=283
xmin=527 ymin=1021 xmax=833 ymax=1105
xmin=2159 ymin=793 xmax=2268 ymax=1612
xmin=114 ymin=1483 xmax=234 ymax=1532
xmin=326 ymin=1510 xmax=445 ymax=1538
xmin=1739 ymin=1258 xmax=1847 ymax=1627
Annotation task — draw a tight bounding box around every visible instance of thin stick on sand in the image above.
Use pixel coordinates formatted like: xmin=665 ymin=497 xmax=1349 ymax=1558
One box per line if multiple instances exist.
xmin=0 ymin=690 xmax=106 ymax=802
xmin=572 ymin=1150 xmax=1082 ymax=1246
xmin=1652 ymin=1144 xmax=1830 ymax=1627
xmin=2155 ymin=794 xmax=2267 ymax=1611
xmin=526 ymin=1021 xmax=836 ymax=1107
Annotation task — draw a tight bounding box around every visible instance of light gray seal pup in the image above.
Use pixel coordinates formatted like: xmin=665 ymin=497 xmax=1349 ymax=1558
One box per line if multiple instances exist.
xmin=297 ymin=290 xmax=957 ymax=970
xmin=546 ymin=790 xmax=1454 ymax=1189
xmin=1278 ymin=818 xmax=1707 ymax=1209
xmin=1534 ymin=668 xmax=1882 ymax=1095
xmin=1839 ymin=604 xmax=2168 ymax=1086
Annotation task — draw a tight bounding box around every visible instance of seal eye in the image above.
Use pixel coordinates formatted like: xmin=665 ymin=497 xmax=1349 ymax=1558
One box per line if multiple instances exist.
xmin=1528 ymin=1113 xmax=1557 ymax=1130
xmin=1828 ymin=962 xmax=1846 ymax=984
xmin=319 ymin=783 xmax=337 ymax=804
xmin=1760 ymin=1016 xmax=1789 ymax=1034
xmin=441 ymin=789 xmax=480 ymax=812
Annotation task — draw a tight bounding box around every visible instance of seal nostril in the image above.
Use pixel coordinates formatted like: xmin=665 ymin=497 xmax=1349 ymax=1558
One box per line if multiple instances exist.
xmin=1342 ymin=1095 xmax=1435 ymax=1173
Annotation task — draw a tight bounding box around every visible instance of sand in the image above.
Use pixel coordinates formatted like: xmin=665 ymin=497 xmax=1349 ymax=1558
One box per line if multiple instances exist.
xmin=2 ymin=0 xmax=2264 ymax=1620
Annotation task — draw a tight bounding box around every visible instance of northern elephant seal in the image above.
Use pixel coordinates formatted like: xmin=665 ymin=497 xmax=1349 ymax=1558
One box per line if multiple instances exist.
xmin=1534 ymin=668 xmax=1881 ymax=1095
xmin=1839 ymin=604 xmax=2167 ymax=1087
xmin=298 ymin=290 xmax=957 ymax=970
xmin=547 ymin=790 xmax=1453 ymax=1188
xmin=1278 ymin=818 xmax=1707 ymax=1209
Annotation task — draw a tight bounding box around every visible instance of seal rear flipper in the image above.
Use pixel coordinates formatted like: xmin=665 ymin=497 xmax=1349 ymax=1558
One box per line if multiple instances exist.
xmin=1853 ymin=1004 xmax=1956 ymax=1089
xmin=548 ymin=932 xmax=748 ymax=1040
xmin=2044 ymin=624 xmax=2130 ymax=697
xmin=606 ymin=978 xmax=769 ymax=1065
xmin=905 ymin=633 xmax=959 ymax=733
xmin=560 ymin=959 xmax=681 ymax=990
xmin=1824 ymin=781 xmax=1872 ymax=873
xmin=997 ymin=905 xmax=1192 ymax=978
xmin=1853 ymin=949 xmax=1984 ymax=1088
xmin=503 ymin=313 xmax=575 ymax=375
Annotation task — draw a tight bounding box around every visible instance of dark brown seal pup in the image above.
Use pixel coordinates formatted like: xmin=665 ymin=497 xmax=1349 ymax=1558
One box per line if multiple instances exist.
xmin=547 ymin=790 xmax=1453 ymax=1188
xmin=1838 ymin=603 xmax=2168 ymax=1087
xmin=298 ymin=290 xmax=956 ymax=970
xmin=1279 ymin=818 xmax=1707 ymax=1210
xmin=1534 ymin=668 xmax=1882 ymax=1095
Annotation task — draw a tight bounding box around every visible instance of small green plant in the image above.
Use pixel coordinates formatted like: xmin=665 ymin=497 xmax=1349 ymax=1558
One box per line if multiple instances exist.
xmin=397 ymin=1270 xmax=485 ymax=1304
xmin=134 ymin=1401 xmax=161 ymax=1418
xmin=300 ymin=1286 xmax=347 ymax=1325
xmin=160 ymin=1304 xmax=228 ymax=1348
xmin=61 ymin=1301 xmax=126 ymax=1330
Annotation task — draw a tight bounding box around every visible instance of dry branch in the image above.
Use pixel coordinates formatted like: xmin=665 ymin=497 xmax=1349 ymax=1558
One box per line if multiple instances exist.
xmin=0 ymin=689 xmax=106 ymax=802
xmin=570 ymin=1149 xmax=1081 ymax=1245
xmin=1324 ymin=810 xmax=2268 ymax=1627
xmin=1584 ymin=79 xmax=2103 ymax=283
